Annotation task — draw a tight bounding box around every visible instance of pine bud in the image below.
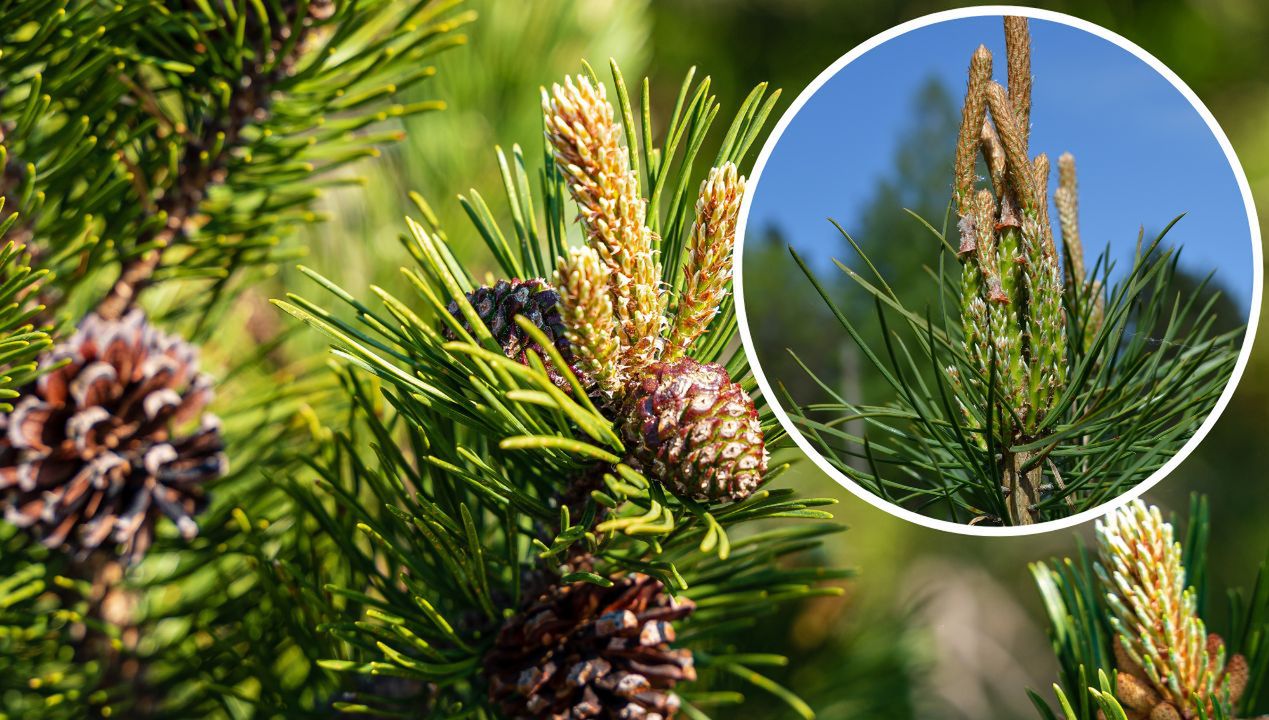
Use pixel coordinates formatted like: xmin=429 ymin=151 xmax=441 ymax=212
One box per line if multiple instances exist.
xmin=543 ymin=76 xmax=664 ymax=369
xmin=985 ymin=82 xmax=1037 ymax=210
xmin=1018 ymin=154 xmax=1066 ymax=423
xmin=955 ymin=46 xmax=993 ymax=215
xmin=1004 ymin=16 xmax=1032 ymax=150
xmin=666 ymin=163 xmax=744 ymax=359
xmin=1055 ymin=152 xmax=1084 ymax=284
xmin=1032 ymin=152 xmax=1055 ymax=261
xmin=556 ymin=247 xmax=625 ymax=395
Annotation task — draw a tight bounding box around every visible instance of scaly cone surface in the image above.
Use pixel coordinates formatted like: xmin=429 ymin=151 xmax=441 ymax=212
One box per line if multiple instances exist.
xmin=485 ymin=572 xmax=696 ymax=720
xmin=0 ymin=310 xmax=226 ymax=563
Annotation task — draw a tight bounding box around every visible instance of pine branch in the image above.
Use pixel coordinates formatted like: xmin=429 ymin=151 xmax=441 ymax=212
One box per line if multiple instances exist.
xmin=780 ymin=16 xmax=1243 ymax=524
xmin=276 ymin=57 xmax=845 ymax=718
xmin=98 ymin=1 xmax=329 ymax=320
xmin=0 ymin=2 xmax=473 ymax=716
xmin=0 ymin=0 xmax=471 ymax=330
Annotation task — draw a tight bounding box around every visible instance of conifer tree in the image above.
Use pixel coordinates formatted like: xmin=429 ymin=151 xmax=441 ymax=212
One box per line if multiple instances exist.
xmin=276 ymin=60 xmax=852 ymax=719
xmin=0 ymin=0 xmax=472 ymax=715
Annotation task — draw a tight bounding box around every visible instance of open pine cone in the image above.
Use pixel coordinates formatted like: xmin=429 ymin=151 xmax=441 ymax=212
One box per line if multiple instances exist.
xmin=619 ymin=358 xmax=766 ymax=502
xmin=485 ymin=573 xmax=696 ymax=719
xmin=0 ymin=310 xmax=226 ymax=562
xmin=445 ymin=279 xmax=583 ymax=389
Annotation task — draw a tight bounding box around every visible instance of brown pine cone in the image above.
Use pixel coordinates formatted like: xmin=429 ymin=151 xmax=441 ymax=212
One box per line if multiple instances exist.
xmin=0 ymin=310 xmax=226 ymax=562
xmin=619 ymin=358 xmax=766 ymax=502
xmin=445 ymin=279 xmax=584 ymax=390
xmin=485 ymin=573 xmax=696 ymax=719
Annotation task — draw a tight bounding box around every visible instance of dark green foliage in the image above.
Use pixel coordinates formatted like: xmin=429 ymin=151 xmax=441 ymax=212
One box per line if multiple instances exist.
xmin=0 ymin=0 xmax=472 ymax=717
xmin=0 ymin=4 xmax=925 ymax=718
xmin=0 ymin=231 xmax=50 ymax=409
xmin=0 ymin=0 xmax=471 ymax=331
xmin=0 ymin=524 xmax=97 ymax=720
xmin=0 ymin=209 xmax=73 ymax=720
xmin=784 ymin=216 xmax=1243 ymax=524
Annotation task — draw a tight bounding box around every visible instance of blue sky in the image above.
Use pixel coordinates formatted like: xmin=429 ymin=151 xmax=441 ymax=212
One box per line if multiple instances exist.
xmin=745 ymin=17 xmax=1254 ymax=315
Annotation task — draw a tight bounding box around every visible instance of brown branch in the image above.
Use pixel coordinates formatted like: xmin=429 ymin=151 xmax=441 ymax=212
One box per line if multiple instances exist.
xmin=96 ymin=1 xmax=331 ymax=320
xmin=1003 ymin=447 xmax=1041 ymax=525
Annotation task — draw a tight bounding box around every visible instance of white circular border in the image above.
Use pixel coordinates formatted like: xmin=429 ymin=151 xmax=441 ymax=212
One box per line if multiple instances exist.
xmin=734 ymin=5 xmax=1264 ymax=537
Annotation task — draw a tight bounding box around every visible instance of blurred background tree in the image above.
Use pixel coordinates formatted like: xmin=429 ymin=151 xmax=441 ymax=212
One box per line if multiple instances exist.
xmin=747 ymin=77 xmax=959 ymax=414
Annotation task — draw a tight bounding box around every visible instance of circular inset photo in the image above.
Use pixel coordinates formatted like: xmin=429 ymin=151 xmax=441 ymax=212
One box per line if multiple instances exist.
xmin=736 ymin=9 xmax=1260 ymax=533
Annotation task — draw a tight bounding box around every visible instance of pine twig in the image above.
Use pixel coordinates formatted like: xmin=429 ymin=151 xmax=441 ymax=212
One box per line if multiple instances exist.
xmin=96 ymin=1 xmax=333 ymax=320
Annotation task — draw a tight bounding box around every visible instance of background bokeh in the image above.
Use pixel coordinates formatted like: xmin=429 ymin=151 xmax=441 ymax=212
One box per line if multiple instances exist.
xmin=284 ymin=2 xmax=1269 ymax=718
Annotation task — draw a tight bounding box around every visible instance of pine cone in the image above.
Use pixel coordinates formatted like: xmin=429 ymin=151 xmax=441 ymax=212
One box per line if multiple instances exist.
xmin=485 ymin=573 xmax=696 ymax=719
xmin=445 ymin=279 xmax=582 ymax=389
xmin=619 ymin=358 xmax=766 ymax=502
xmin=0 ymin=310 xmax=226 ymax=562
